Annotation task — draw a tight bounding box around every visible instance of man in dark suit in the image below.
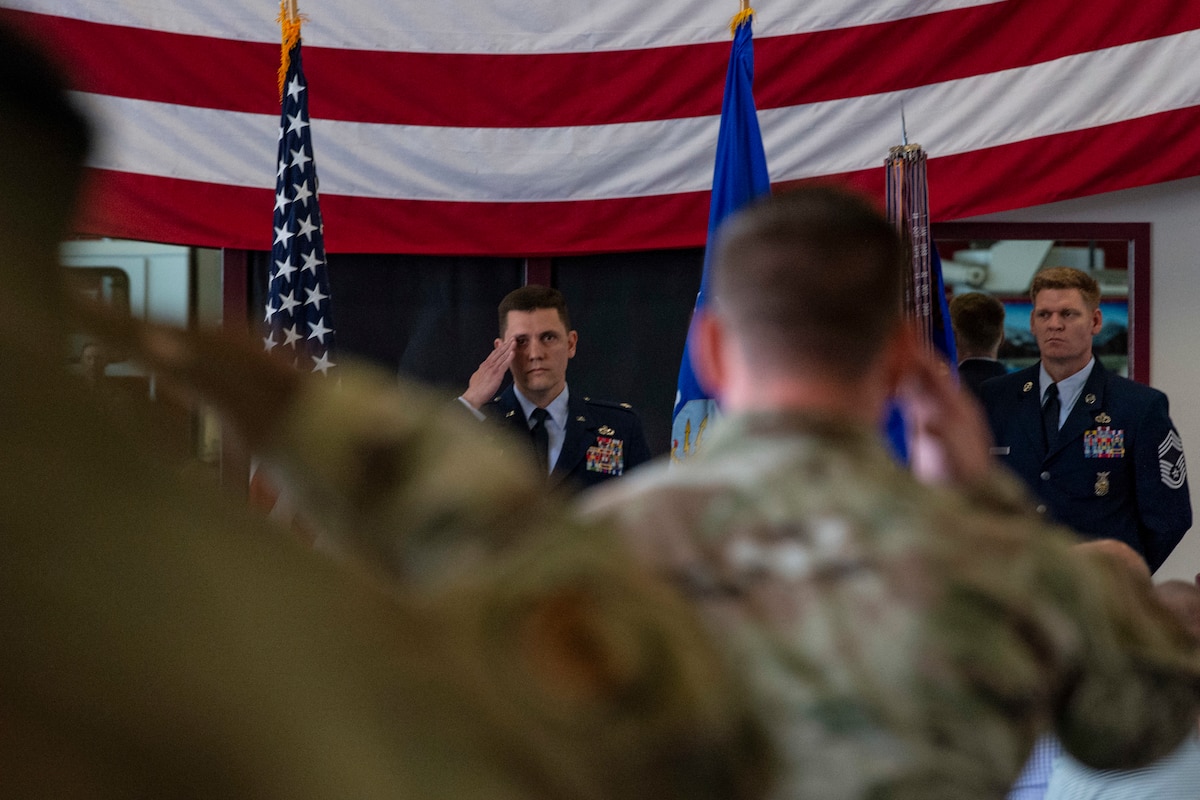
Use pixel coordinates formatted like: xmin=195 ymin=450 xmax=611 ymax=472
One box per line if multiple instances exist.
xmin=949 ymin=291 xmax=1008 ymax=398
xmin=980 ymin=267 xmax=1190 ymax=572
xmin=459 ymin=285 xmax=650 ymax=491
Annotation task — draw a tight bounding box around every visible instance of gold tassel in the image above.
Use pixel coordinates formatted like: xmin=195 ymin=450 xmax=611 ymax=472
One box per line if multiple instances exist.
xmin=729 ymin=6 xmax=754 ymax=37
xmin=277 ymin=0 xmax=305 ymax=101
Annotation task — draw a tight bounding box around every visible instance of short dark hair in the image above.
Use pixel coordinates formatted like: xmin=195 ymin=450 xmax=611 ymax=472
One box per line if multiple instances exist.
xmin=1030 ymin=267 xmax=1101 ymax=309
xmin=949 ymin=292 xmax=1005 ymax=355
xmin=710 ymin=185 xmax=906 ymax=380
xmin=497 ymin=285 xmax=571 ymax=336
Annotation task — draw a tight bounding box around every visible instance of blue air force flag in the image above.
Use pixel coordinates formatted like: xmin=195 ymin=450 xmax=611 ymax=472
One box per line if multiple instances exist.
xmin=671 ymin=11 xmax=770 ymax=462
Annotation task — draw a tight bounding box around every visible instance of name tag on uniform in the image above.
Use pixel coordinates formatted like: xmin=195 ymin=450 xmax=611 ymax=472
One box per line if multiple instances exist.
xmin=989 ymin=446 xmax=1010 ymax=455
xmin=587 ymin=436 xmax=624 ymax=475
xmin=1084 ymin=426 xmax=1126 ymax=458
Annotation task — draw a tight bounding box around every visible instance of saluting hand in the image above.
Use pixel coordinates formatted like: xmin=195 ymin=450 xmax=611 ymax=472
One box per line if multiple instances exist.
xmin=901 ymin=345 xmax=994 ymax=487
xmin=461 ymin=338 xmax=515 ymax=410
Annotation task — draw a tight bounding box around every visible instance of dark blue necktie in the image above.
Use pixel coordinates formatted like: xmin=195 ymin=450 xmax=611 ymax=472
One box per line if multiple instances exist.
xmin=1042 ymin=382 xmax=1060 ymax=452
xmin=529 ymin=407 xmax=550 ymax=473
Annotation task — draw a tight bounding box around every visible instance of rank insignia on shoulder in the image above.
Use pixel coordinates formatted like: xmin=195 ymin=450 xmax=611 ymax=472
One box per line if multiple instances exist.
xmin=1095 ymin=471 xmax=1110 ymax=496
xmin=598 ymin=425 xmax=615 ymax=436
xmin=1085 ymin=393 xmax=1097 ymax=405
xmin=1158 ymin=430 xmax=1187 ymax=489
xmin=1084 ymin=426 xmax=1125 ymax=458
xmin=1095 ymin=412 xmax=1112 ymax=424
xmin=1023 ymin=381 xmax=1034 ymax=393
xmin=587 ymin=436 xmax=624 ymax=475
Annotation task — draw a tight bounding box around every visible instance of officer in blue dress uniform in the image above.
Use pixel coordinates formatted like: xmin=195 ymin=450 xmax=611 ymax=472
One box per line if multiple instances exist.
xmin=981 ymin=267 xmax=1190 ymax=572
xmin=459 ymin=285 xmax=651 ymax=491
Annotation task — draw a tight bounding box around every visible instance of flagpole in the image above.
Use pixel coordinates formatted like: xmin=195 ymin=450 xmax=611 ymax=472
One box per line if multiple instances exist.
xmin=284 ymin=0 xmax=299 ymax=23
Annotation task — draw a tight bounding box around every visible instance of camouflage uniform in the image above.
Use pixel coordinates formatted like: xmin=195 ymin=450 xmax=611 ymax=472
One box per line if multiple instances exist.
xmin=579 ymin=410 xmax=1200 ymax=800
xmin=3 ymin=344 xmax=769 ymax=799
xmin=252 ymin=366 xmax=774 ymax=799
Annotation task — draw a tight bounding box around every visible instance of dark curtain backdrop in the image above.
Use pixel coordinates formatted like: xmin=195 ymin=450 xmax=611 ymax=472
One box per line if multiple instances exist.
xmin=249 ymin=248 xmax=703 ymax=456
xmin=553 ymin=249 xmax=703 ymax=455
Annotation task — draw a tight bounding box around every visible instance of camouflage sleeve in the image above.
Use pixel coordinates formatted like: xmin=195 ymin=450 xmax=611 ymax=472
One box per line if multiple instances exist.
xmin=259 ymin=366 xmax=562 ymax=585
xmin=936 ymin=473 xmax=1200 ymax=772
xmin=254 ymin=367 xmax=776 ymax=799
xmin=1041 ymin=539 xmax=1200 ymax=769
xmin=955 ymin=462 xmax=1043 ymax=517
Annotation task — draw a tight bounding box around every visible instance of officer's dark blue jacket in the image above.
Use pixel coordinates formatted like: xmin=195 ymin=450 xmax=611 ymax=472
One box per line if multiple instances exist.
xmin=484 ymin=385 xmax=651 ymax=492
xmin=981 ymin=360 xmax=1190 ymax=572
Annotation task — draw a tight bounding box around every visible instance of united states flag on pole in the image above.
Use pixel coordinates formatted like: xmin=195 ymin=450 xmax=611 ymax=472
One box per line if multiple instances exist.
xmin=672 ymin=7 xmax=769 ymax=462
xmin=265 ymin=17 xmax=335 ymax=375
xmin=249 ymin=11 xmax=333 ymax=535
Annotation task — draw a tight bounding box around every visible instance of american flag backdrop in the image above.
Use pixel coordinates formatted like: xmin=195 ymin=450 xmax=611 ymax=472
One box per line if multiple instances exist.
xmin=5 ymin=0 xmax=1200 ymax=256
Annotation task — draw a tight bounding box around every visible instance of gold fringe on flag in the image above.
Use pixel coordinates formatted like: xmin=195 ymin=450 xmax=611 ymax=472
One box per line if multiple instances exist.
xmin=729 ymin=3 xmax=754 ymax=37
xmin=277 ymin=0 xmax=305 ymax=101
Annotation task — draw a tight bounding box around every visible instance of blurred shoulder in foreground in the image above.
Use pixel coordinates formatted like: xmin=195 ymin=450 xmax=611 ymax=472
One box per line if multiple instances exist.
xmin=0 ymin=20 xmax=768 ymax=800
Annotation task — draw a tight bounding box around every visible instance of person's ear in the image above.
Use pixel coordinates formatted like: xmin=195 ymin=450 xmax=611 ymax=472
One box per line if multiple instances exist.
xmin=691 ymin=310 xmax=727 ymax=396
xmin=567 ymin=330 xmax=578 ymax=359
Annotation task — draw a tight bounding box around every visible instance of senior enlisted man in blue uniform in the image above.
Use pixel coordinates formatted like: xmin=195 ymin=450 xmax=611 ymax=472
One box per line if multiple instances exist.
xmin=459 ymin=285 xmax=651 ymax=491
xmin=980 ymin=266 xmax=1190 ymax=572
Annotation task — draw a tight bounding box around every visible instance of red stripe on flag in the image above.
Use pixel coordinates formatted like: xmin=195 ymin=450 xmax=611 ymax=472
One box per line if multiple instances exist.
xmin=0 ymin=9 xmax=277 ymax=114
xmin=8 ymin=2 xmax=1200 ymax=128
xmin=76 ymin=104 xmax=1200 ymax=256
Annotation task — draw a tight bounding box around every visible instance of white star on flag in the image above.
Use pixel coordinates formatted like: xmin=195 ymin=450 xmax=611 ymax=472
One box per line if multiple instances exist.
xmin=304 ymin=285 xmax=328 ymax=306
xmin=273 ymin=259 xmax=297 ymax=282
xmin=295 ymin=215 xmax=318 ymax=241
xmin=312 ymin=350 xmax=336 ymax=375
xmin=307 ymin=316 xmax=332 ymax=344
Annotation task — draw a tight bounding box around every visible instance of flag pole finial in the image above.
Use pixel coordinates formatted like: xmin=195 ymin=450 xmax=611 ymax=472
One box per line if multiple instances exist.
xmin=278 ymin=0 xmax=305 ymax=100
xmin=730 ymin=0 xmax=754 ymax=35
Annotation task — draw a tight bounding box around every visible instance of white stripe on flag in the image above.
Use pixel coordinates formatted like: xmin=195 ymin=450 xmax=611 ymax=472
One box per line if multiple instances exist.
xmin=8 ymin=0 xmax=1006 ymax=51
xmin=72 ymin=28 xmax=1200 ymax=204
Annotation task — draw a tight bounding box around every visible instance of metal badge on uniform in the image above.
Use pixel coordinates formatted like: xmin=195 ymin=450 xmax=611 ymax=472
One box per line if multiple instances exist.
xmin=586 ymin=435 xmax=624 ymax=475
xmin=1095 ymin=412 xmax=1111 ymax=424
xmin=598 ymin=425 xmax=615 ymax=436
xmin=1085 ymin=393 xmax=1096 ymax=405
xmin=1022 ymin=381 xmax=1034 ymax=393
xmin=1084 ymin=426 xmax=1125 ymax=458
xmin=1094 ymin=471 xmax=1110 ymax=496
xmin=505 ymin=410 xmax=516 ymax=418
